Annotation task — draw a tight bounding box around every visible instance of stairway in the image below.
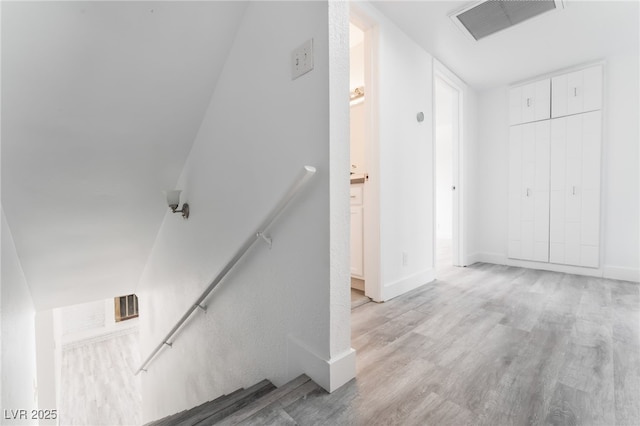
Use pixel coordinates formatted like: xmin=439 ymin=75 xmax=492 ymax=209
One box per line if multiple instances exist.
xmin=145 ymin=375 xmax=321 ymax=426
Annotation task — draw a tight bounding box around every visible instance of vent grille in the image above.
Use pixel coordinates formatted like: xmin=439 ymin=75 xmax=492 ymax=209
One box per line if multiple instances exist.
xmin=451 ymin=0 xmax=561 ymax=41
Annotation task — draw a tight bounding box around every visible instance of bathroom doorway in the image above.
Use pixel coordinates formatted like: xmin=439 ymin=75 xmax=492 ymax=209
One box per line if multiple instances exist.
xmin=434 ymin=65 xmax=463 ymax=275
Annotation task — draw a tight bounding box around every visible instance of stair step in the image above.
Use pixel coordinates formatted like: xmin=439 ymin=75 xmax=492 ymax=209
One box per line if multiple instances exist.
xmin=187 ymin=379 xmax=275 ymax=426
xmin=217 ymin=375 xmax=322 ymax=426
xmin=147 ymin=389 xmax=246 ymax=426
xmin=146 ymin=380 xmax=276 ymax=426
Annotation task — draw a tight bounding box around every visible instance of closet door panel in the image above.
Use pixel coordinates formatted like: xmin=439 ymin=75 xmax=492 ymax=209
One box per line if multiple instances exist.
xmin=582 ymin=111 xmax=602 ymax=190
xmin=583 ymin=66 xmax=603 ymax=113
xmin=521 ymin=83 xmax=535 ymax=124
xmin=550 ymin=243 xmax=565 ymax=264
xmin=509 ymin=87 xmax=523 ymax=126
xmin=581 ymin=246 xmax=599 ymax=268
xmin=508 ymin=194 xmax=521 ymax=241
xmin=521 ymin=221 xmax=534 ymax=259
xmin=565 ymin=222 xmax=581 ymax=265
xmin=534 ymin=79 xmax=551 ymax=121
xmin=550 ymin=119 xmax=566 ymax=191
xmin=534 ymin=193 xmax=549 ymax=243
xmin=534 ymin=121 xmax=551 ymax=190
xmin=549 ymin=112 xmax=601 ymax=268
xmin=508 ymin=126 xmax=523 ymax=192
xmin=567 ymin=70 xmax=584 ymax=115
xmin=552 ymin=74 xmax=568 ymax=118
xmin=508 ymin=125 xmax=523 ymax=257
xmin=581 ymin=190 xmax=599 ymax=246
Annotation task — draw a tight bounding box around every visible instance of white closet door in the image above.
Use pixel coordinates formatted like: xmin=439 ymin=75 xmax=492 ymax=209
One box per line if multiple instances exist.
xmin=566 ymin=70 xmax=584 ymax=115
xmin=508 ymin=121 xmax=550 ymax=262
xmin=552 ymin=65 xmax=602 ymax=118
xmin=551 ymin=74 xmax=568 ymax=118
xmin=510 ymin=79 xmax=550 ymax=126
xmin=549 ymin=111 xmax=601 ymax=267
xmin=582 ymin=65 xmax=603 ymax=113
xmin=533 ymin=79 xmax=551 ymax=122
xmin=508 ymin=125 xmax=523 ymax=259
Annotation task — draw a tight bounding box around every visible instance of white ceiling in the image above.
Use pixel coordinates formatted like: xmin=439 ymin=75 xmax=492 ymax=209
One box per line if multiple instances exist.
xmin=2 ymin=1 xmax=247 ymax=310
xmin=373 ymin=0 xmax=639 ymax=90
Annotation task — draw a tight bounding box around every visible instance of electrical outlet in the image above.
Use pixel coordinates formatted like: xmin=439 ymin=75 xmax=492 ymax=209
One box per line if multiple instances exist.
xmin=292 ymin=39 xmax=314 ymax=80
xmin=402 ymin=252 xmax=408 ymax=267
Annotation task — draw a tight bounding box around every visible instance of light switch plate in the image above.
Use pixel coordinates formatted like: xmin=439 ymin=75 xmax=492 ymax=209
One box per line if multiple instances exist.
xmin=292 ymin=39 xmax=314 ymax=80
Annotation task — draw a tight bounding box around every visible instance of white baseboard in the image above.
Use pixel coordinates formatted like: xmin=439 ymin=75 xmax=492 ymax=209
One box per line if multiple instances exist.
xmin=506 ymin=258 xmax=602 ymax=277
xmin=603 ymin=265 xmax=640 ymax=283
xmin=381 ymin=268 xmax=435 ymax=301
xmin=287 ymin=335 xmax=355 ymax=393
xmin=61 ymin=322 xmax=139 ymax=350
xmin=474 ymin=252 xmax=508 ymax=265
xmin=468 ymin=252 xmax=640 ymax=283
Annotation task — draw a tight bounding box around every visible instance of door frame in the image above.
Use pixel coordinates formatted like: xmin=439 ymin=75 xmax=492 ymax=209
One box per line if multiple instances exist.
xmin=433 ymin=60 xmax=465 ymax=269
xmin=350 ymin=3 xmax=381 ymax=302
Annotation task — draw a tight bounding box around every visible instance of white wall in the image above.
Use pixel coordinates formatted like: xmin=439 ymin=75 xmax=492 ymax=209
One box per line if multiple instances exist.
xmin=462 ymin=87 xmax=480 ymax=265
xmin=35 ymin=310 xmax=57 ymax=426
xmin=350 ymin=41 xmax=365 ymax=90
xmin=601 ymin=53 xmax=640 ymax=280
xmin=473 ymin=53 xmax=640 ymax=281
xmin=137 ymin=2 xmax=353 ymax=422
xmin=1 ymin=209 xmax=39 ymax=424
xmin=376 ymin=13 xmax=435 ymax=300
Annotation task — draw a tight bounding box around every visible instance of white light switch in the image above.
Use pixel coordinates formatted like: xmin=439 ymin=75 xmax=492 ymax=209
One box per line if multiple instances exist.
xmin=292 ymin=39 xmax=314 ymax=80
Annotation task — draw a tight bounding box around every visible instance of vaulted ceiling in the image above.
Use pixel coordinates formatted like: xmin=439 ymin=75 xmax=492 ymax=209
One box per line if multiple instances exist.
xmin=2 ymin=1 xmax=248 ymax=309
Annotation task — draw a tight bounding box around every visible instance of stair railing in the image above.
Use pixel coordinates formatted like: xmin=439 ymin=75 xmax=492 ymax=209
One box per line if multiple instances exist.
xmin=135 ymin=165 xmax=317 ymax=375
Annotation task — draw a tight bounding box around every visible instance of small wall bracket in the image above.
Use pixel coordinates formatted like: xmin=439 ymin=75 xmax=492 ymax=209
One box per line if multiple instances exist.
xmin=196 ymin=304 xmax=207 ymax=313
xmin=256 ymin=232 xmax=272 ymax=249
xmin=163 ymin=341 xmax=173 ymax=348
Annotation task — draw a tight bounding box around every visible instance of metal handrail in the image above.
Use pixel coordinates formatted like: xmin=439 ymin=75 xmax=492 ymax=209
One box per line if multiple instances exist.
xmin=135 ymin=165 xmax=317 ymax=375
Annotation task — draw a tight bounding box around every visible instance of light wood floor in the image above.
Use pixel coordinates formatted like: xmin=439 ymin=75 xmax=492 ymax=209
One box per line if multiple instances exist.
xmin=351 ymin=288 xmax=371 ymax=310
xmin=59 ymin=330 xmax=142 ymax=425
xmin=277 ymin=263 xmax=640 ymax=425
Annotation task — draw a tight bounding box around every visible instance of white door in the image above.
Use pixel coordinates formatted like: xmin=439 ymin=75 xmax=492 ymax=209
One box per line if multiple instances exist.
xmin=552 ymin=65 xmax=603 ymax=118
xmin=508 ymin=121 xmax=550 ymax=262
xmin=549 ymin=111 xmax=601 ymax=267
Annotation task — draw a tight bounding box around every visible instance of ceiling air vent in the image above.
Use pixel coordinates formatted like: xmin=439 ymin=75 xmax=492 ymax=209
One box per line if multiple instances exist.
xmin=450 ymin=0 xmax=564 ymax=41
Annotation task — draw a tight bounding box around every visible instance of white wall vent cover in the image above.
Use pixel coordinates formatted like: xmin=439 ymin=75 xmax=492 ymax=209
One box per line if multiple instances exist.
xmin=450 ymin=0 xmax=564 ymax=41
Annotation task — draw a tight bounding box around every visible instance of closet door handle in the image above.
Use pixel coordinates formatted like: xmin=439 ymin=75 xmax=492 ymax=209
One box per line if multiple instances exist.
xmin=526 ymin=98 xmax=531 ymax=107
xmin=573 ymin=87 xmax=578 ymax=97
xmin=572 ymin=186 xmax=576 ymax=195
xmin=526 ymin=188 xmax=531 ymax=197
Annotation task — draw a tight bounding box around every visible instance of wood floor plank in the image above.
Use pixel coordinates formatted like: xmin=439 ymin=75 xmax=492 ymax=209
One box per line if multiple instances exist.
xmin=613 ymin=340 xmax=640 ymax=425
xmin=276 ymin=266 xmax=638 ymax=425
xmin=479 ymin=328 xmax=570 ymax=426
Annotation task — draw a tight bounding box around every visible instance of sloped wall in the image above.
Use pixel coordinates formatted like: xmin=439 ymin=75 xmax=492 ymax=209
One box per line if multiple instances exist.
xmin=1 ymin=209 xmax=38 ymax=424
xmin=137 ymin=2 xmax=352 ymax=422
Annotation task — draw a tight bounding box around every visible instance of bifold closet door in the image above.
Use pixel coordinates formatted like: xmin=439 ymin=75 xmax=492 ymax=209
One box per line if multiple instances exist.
xmin=508 ymin=120 xmax=550 ymax=262
xmin=549 ymin=111 xmax=601 ymax=267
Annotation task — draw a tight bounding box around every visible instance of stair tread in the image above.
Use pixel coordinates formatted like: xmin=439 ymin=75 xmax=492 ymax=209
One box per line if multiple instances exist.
xmin=236 ymin=405 xmax=298 ymax=426
xmin=187 ymin=379 xmax=276 ymax=426
xmin=146 ymin=388 xmax=246 ymax=426
xmin=216 ymin=375 xmax=319 ymax=426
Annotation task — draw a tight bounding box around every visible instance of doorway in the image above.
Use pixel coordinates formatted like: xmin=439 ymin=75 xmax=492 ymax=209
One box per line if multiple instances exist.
xmin=349 ymin=22 xmax=370 ymax=309
xmin=434 ymin=66 xmax=463 ymax=275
